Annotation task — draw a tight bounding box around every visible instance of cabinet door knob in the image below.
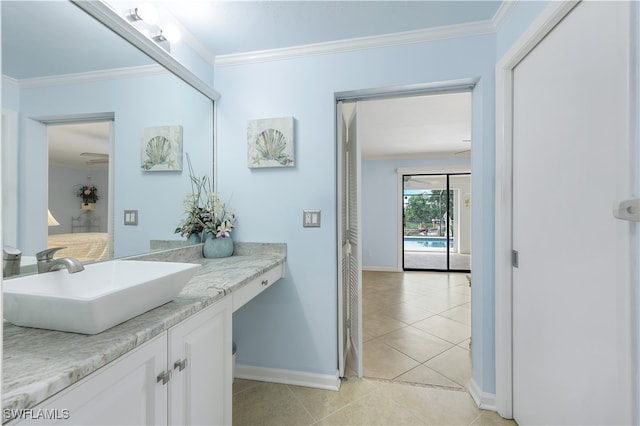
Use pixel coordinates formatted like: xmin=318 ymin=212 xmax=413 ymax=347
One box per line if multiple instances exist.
xmin=157 ymin=370 xmax=171 ymax=385
xmin=261 ymin=279 xmax=269 ymax=286
xmin=174 ymin=358 xmax=188 ymax=372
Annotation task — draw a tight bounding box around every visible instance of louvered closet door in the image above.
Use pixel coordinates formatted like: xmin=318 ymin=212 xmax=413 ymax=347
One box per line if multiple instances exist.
xmin=337 ymin=100 xmax=362 ymax=378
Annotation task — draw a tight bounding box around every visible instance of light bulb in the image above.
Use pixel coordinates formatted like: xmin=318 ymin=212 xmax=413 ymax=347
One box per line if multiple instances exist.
xmin=135 ymin=3 xmax=158 ymax=24
xmin=161 ymin=24 xmax=181 ymax=43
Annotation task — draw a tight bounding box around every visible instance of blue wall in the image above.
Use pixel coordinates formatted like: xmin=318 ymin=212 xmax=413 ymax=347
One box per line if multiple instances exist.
xmin=48 ymin=165 xmax=109 ymax=234
xmin=2 ymin=79 xmax=19 ymax=110
xmin=215 ymin=33 xmax=497 ymax=391
xmin=361 ymin=157 xmax=471 ymax=270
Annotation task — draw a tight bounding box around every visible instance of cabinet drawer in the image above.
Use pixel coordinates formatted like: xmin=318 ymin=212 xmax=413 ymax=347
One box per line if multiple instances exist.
xmin=232 ymin=264 xmax=283 ymax=312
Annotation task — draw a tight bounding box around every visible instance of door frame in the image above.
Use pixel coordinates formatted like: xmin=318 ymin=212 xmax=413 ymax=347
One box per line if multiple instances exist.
xmin=494 ymin=0 xmax=639 ymax=419
xmin=335 ymin=78 xmax=478 ymax=378
xmin=2 ymin=108 xmax=19 ymax=248
xmin=41 ymin=114 xmax=115 ymax=257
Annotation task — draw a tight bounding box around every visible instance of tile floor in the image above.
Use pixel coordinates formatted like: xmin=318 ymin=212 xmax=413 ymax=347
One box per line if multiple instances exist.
xmin=360 ymin=271 xmax=472 ymax=388
xmin=232 ymin=271 xmax=516 ymax=425
xmin=233 ymin=377 xmax=514 ymax=425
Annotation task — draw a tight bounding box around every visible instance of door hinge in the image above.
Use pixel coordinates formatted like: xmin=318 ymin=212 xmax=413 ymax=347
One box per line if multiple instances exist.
xmin=512 ymin=250 xmax=519 ymax=268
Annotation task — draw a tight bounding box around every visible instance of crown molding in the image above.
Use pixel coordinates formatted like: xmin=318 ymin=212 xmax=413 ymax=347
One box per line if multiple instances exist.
xmin=215 ymin=19 xmax=496 ymax=67
xmin=8 ymin=65 xmax=168 ymax=89
xmin=213 ymin=1 xmax=519 ymax=67
xmin=492 ymin=0 xmax=518 ymax=31
xmin=2 ymin=75 xmax=20 ymax=88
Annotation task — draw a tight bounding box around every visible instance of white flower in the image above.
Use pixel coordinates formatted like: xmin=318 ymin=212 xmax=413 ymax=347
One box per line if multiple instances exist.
xmin=176 ymin=153 xmax=236 ymax=238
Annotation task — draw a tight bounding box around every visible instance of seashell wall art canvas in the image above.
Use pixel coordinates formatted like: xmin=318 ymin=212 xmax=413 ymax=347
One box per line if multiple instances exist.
xmin=247 ymin=117 xmax=294 ymax=168
xmin=141 ymin=125 xmax=183 ymax=171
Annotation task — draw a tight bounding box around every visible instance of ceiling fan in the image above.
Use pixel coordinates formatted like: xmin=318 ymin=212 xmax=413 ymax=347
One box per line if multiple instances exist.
xmin=455 ymin=139 xmax=472 ymax=155
xmin=405 ymin=175 xmax=438 ymax=185
xmin=80 ymin=152 xmax=109 ymax=164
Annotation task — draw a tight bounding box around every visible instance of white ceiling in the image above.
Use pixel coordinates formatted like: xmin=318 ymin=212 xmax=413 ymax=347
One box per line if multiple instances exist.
xmin=1 ymin=1 xmax=154 ymax=80
xmin=358 ymin=92 xmax=471 ymax=159
xmin=158 ymin=1 xmax=502 ymax=57
xmin=3 ymin=1 xmax=493 ymax=166
xmin=48 ymin=122 xmax=111 ymax=171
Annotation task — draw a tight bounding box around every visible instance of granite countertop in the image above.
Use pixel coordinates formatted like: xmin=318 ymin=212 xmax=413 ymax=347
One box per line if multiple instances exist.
xmin=2 ymin=242 xmax=286 ymax=419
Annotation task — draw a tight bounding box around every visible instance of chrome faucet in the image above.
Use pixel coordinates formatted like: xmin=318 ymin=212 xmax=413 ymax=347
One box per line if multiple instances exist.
xmin=36 ymin=247 xmax=85 ymax=274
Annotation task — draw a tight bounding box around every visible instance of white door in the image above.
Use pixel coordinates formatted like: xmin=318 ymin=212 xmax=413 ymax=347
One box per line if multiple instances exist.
xmin=512 ymin=1 xmax=635 ymax=424
xmin=337 ymin=100 xmax=362 ymax=378
xmin=169 ymin=298 xmax=232 ymax=425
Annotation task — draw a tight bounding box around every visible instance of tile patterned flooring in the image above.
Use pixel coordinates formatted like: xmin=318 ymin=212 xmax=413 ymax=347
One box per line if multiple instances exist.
xmin=233 ymin=271 xmax=516 ymax=425
xmin=360 ymin=271 xmax=472 ymax=388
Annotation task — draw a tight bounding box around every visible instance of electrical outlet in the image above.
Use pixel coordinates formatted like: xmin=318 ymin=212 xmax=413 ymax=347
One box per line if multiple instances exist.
xmin=303 ymin=210 xmax=321 ymax=227
xmin=124 ymin=210 xmax=138 ymax=226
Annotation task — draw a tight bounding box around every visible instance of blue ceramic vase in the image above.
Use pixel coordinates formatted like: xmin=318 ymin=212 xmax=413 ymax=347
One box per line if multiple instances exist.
xmin=203 ymin=234 xmax=234 ymax=258
xmin=186 ymin=232 xmax=202 ymax=245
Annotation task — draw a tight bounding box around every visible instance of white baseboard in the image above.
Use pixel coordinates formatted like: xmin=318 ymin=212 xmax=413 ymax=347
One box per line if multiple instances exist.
xmin=468 ymin=378 xmax=497 ymax=412
xmin=362 ymin=266 xmax=399 ymax=272
xmin=235 ymin=364 xmax=341 ymax=391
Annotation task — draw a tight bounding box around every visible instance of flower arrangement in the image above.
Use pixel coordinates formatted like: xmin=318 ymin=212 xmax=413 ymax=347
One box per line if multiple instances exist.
xmin=175 ymin=154 xmax=236 ymax=239
xmin=76 ymin=184 xmax=99 ymax=204
xmin=200 ymin=192 xmax=236 ymax=238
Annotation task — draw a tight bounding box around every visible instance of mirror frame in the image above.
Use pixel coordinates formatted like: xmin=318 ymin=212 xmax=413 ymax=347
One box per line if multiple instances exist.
xmin=72 ymin=1 xmax=220 ymax=103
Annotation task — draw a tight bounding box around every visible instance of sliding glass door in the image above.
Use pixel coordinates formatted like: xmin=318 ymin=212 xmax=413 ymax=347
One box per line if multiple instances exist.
xmin=402 ymin=173 xmax=471 ymax=272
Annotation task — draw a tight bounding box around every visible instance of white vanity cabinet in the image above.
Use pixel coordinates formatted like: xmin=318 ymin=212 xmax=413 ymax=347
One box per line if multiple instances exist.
xmin=13 ymin=297 xmax=232 ymax=425
xmin=169 ymin=296 xmax=232 ymax=425
xmin=12 ymin=333 xmax=168 ymax=425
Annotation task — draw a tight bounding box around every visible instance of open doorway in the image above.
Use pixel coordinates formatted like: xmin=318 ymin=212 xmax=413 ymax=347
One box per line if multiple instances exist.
xmin=47 ymin=120 xmax=113 ymax=262
xmin=339 ymin=86 xmax=474 ymax=389
xmin=403 ymin=173 xmax=471 ymax=272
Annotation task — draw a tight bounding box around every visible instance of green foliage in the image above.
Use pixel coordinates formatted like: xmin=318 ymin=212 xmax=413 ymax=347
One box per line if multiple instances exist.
xmin=404 ymin=196 xmax=429 ymax=225
xmin=404 ymin=190 xmax=454 ymax=236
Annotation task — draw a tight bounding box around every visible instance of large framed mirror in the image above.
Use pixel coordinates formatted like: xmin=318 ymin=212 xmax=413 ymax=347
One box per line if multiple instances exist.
xmin=1 ymin=0 xmax=216 ymax=277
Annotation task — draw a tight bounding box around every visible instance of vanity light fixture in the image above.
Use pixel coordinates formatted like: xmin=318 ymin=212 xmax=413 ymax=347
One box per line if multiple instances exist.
xmin=124 ymin=3 xmax=181 ymax=46
xmin=126 ymin=2 xmax=158 ymax=25
xmin=153 ymin=24 xmax=181 ymax=43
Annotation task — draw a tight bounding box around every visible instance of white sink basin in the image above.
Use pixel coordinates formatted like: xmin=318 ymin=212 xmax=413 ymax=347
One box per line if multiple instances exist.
xmin=3 ymin=260 xmax=201 ymax=334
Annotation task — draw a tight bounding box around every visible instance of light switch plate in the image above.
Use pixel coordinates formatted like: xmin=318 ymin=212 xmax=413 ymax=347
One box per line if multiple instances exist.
xmin=303 ymin=210 xmax=321 ymax=227
xmin=124 ymin=210 xmax=138 ymax=226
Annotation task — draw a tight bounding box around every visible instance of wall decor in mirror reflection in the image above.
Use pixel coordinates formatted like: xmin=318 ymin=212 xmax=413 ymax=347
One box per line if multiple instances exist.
xmin=76 ymin=184 xmax=99 ymax=210
xmin=247 ymin=117 xmax=295 ymax=168
xmin=141 ymin=125 xmax=183 ymax=171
